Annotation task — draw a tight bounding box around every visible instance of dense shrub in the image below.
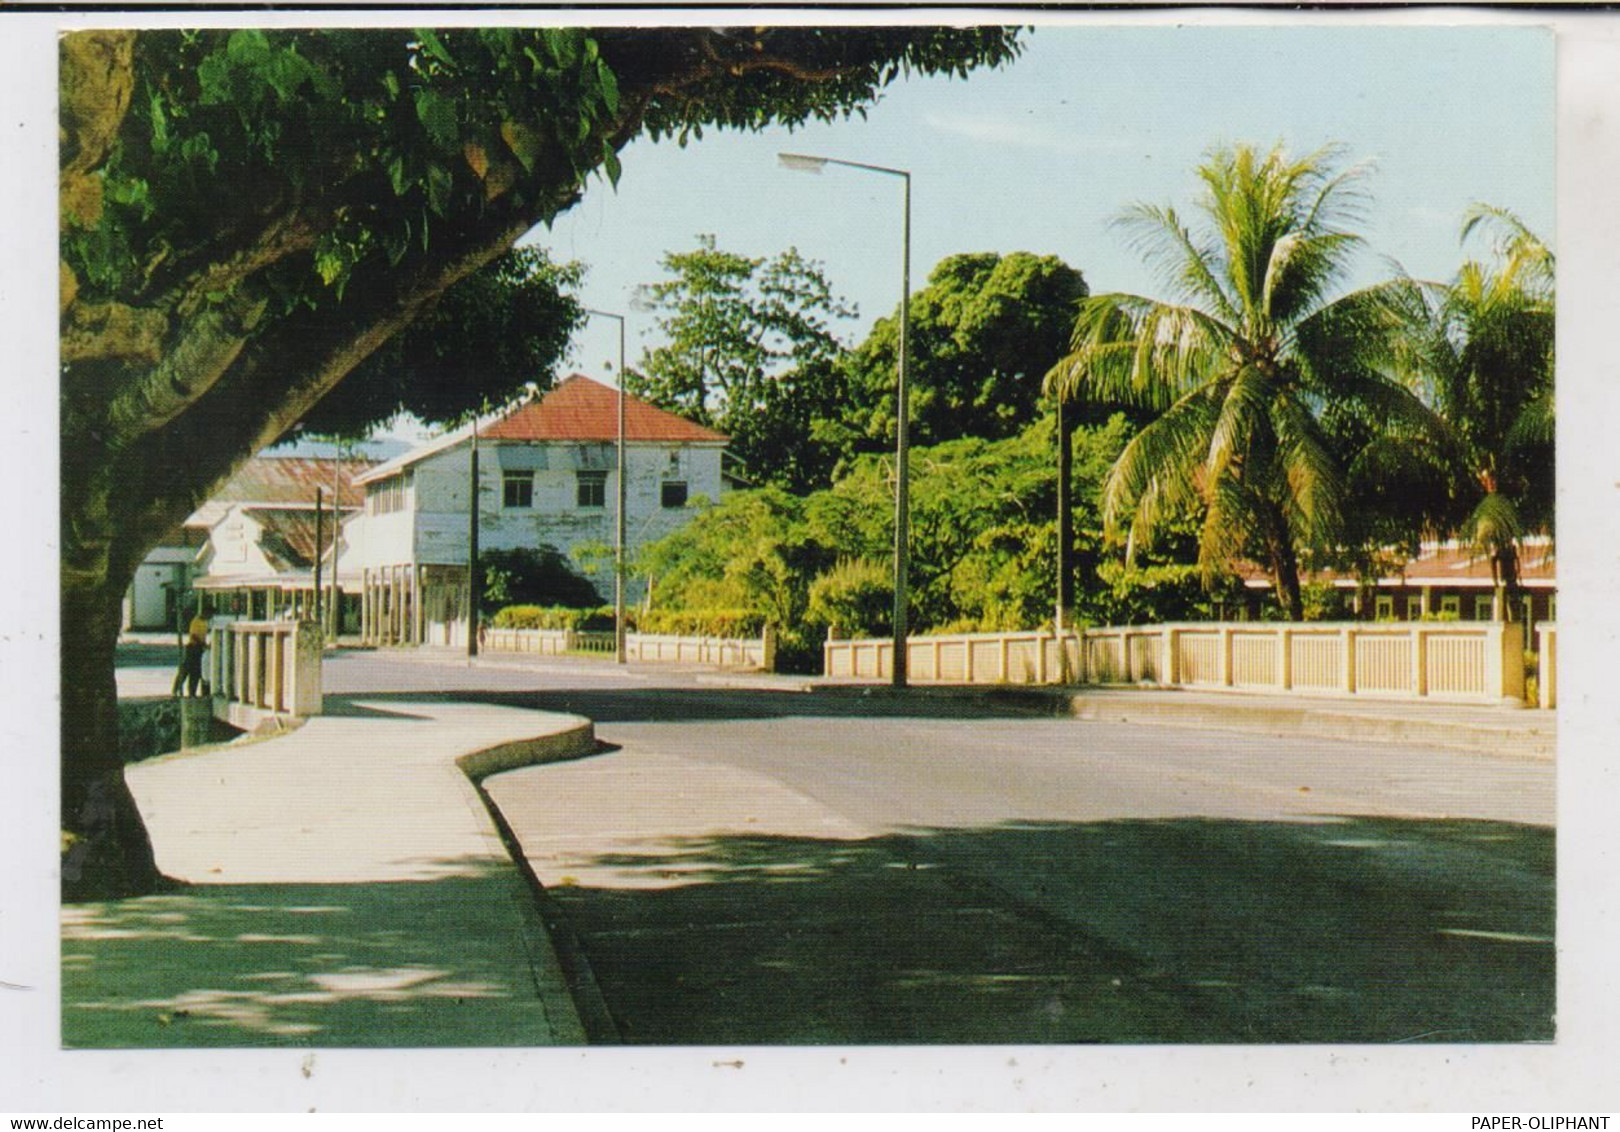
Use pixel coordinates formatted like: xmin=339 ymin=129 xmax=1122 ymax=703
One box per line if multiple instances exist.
xmin=806 ymin=558 xmax=891 ymax=638
xmin=635 ymin=607 xmax=764 ymax=638
xmin=480 ymin=546 xmax=602 ymax=614
xmin=492 ymin=604 xmax=595 ymax=631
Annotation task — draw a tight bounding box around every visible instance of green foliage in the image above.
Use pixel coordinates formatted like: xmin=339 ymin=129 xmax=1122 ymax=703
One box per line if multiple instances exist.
xmin=68 ymin=29 xmax=627 ymax=306
xmin=1379 ymin=209 xmax=1555 ymax=597
xmin=297 ymin=247 xmax=585 ymax=437
xmin=635 ymin=608 xmax=764 ymax=637
xmin=1047 ymin=143 xmax=1439 ymax=620
xmin=806 ymin=558 xmax=892 ymax=638
xmin=842 ymin=251 xmax=1089 ymax=459
xmin=492 ymin=604 xmax=601 ymax=631
xmin=635 ymin=486 xmax=823 ymax=629
xmin=1300 ymin=580 xmax=1349 ymax=622
xmin=480 ymin=545 xmax=602 ymax=613
xmin=629 ymin=236 xmax=856 ymax=491
xmin=634 ymin=413 xmax=1218 ymax=649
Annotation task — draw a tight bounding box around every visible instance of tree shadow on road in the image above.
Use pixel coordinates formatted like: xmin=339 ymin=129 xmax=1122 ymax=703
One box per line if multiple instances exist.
xmin=533 ymin=815 xmax=1554 ymax=1045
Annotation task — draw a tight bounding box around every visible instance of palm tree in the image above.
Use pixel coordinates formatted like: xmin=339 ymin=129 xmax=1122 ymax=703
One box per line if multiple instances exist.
xmin=1383 ymin=206 xmax=1554 ymax=616
xmin=1047 ymin=143 xmax=1428 ymax=619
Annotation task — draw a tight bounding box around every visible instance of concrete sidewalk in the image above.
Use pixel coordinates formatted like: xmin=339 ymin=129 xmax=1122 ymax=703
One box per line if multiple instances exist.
xmin=62 ymin=697 xmax=596 ymax=1047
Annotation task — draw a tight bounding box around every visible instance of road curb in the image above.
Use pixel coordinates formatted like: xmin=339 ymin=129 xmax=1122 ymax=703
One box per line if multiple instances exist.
xmin=803 ymin=682 xmax=1555 ymax=759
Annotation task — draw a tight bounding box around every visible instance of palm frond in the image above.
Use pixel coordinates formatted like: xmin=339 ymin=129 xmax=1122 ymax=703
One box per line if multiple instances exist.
xmin=1505 ymin=387 xmax=1555 ymax=450
xmin=1206 ymin=365 xmax=1273 ymax=486
xmin=1263 ymin=230 xmax=1362 ymax=327
xmin=1459 ymin=491 xmax=1523 ymax=558
xmin=1103 ymin=387 xmax=1221 ymax=546
xmin=1270 ymin=393 xmax=1344 ymax=546
xmin=1046 ymin=292 xmax=1231 ymax=408
xmin=1114 ymin=202 xmax=1240 ymax=324
xmin=1460 ymin=203 xmax=1555 ymax=290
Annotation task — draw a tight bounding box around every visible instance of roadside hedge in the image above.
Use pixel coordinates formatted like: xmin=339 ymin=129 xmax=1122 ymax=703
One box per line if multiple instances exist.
xmin=490 ymin=604 xmax=764 ymax=638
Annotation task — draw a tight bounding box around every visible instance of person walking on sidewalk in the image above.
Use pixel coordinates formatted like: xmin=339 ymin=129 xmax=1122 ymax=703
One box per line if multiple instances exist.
xmin=172 ymin=613 xmax=209 ymax=697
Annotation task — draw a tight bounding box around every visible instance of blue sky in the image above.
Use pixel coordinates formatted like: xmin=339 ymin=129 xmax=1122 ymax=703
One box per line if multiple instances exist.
xmin=408 ymin=20 xmax=1556 ymax=439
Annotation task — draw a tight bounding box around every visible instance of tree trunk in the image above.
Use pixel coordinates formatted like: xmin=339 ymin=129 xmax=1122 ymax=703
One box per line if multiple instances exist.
xmin=1055 ymin=397 xmax=1073 ymax=630
xmin=1270 ymin=539 xmax=1306 ymax=622
xmin=1494 ymin=543 xmax=1523 ymax=622
xmin=60 ymin=559 xmax=162 ymax=900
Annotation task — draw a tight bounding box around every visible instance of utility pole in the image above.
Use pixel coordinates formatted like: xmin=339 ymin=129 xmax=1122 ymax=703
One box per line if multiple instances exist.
xmin=467 ymin=415 xmax=481 ymax=657
xmin=330 ymin=441 xmax=343 ymax=642
xmin=1055 ymin=395 xmax=1074 ymax=682
xmin=313 ymin=486 xmax=324 ymax=626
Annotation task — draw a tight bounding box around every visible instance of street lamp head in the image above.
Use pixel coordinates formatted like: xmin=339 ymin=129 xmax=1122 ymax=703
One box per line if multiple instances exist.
xmin=778 ymin=152 xmax=827 ymax=174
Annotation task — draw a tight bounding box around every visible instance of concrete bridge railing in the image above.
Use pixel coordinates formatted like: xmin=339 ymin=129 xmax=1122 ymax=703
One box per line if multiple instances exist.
xmin=482 ymin=625 xmax=775 ymax=670
xmin=825 ymin=619 xmax=1536 ymax=706
xmin=209 ymin=617 xmax=323 ymax=730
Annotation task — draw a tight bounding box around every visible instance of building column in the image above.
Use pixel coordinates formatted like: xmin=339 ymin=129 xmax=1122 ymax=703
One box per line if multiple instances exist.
xmin=408 ymin=565 xmax=419 ymax=645
xmin=421 ymin=566 xmax=434 ymax=647
xmin=390 ymin=566 xmax=401 ymax=645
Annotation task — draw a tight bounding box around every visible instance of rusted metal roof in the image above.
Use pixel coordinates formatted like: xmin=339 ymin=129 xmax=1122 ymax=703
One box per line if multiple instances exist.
xmin=186 ymin=455 xmax=376 ymax=526
xmin=248 ymin=507 xmax=327 ymax=570
xmin=1240 ymin=539 xmax=1556 ymax=589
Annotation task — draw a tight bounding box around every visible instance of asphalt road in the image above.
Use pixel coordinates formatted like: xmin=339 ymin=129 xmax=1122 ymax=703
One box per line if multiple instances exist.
xmin=328 ymin=651 xmax=1557 ymax=1045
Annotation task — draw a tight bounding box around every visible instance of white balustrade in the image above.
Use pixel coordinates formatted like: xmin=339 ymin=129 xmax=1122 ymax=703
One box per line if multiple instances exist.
xmin=822 ymin=619 xmax=1531 ymax=705
xmin=208 ymin=618 xmax=323 ymax=728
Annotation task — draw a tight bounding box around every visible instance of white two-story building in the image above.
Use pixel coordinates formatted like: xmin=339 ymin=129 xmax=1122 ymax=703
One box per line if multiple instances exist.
xmin=344 ymin=374 xmax=729 ymax=646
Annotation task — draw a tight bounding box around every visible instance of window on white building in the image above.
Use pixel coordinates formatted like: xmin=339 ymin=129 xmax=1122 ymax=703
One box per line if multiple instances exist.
xmin=1441 ymin=595 xmax=1461 ymax=618
xmin=1407 ymin=596 xmax=1424 ymax=620
xmin=1375 ymin=595 xmax=1394 ymax=621
xmin=1475 ymin=594 xmax=1495 ymax=622
xmin=367 ymin=475 xmax=406 ymax=515
xmin=502 ymin=472 xmax=533 ymax=509
xmin=661 ymin=481 xmax=688 ymax=509
xmin=577 ymin=471 xmax=606 ymax=509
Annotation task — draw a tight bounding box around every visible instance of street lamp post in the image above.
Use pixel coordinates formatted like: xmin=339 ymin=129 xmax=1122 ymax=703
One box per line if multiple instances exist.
xmin=585 ymin=308 xmax=629 ymax=665
xmin=467 ymin=409 xmax=480 ymax=658
xmin=779 ymin=152 xmax=911 ymax=687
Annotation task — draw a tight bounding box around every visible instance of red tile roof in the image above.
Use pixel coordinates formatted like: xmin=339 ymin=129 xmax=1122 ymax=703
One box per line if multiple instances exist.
xmin=480 ymin=375 xmax=727 ymax=444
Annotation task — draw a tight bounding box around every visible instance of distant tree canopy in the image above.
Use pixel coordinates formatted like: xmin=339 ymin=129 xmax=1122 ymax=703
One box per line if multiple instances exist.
xmin=59 ymin=24 xmax=1025 ymax=896
xmin=634 ymin=413 xmax=1224 ymax=669
xmin=841 ymin=251 xmax=1089 ymax=456
xmin=628 ymin=235 xmax=856 ymax=491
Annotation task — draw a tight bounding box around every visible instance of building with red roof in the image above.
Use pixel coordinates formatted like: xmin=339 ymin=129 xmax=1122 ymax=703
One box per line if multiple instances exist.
xmin=345 ymin=376 xmax=730 ymax=647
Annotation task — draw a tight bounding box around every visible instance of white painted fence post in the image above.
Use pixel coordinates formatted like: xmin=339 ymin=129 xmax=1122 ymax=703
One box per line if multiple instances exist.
xmin=1343 ymin=627 xmax=1358 ymax=695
